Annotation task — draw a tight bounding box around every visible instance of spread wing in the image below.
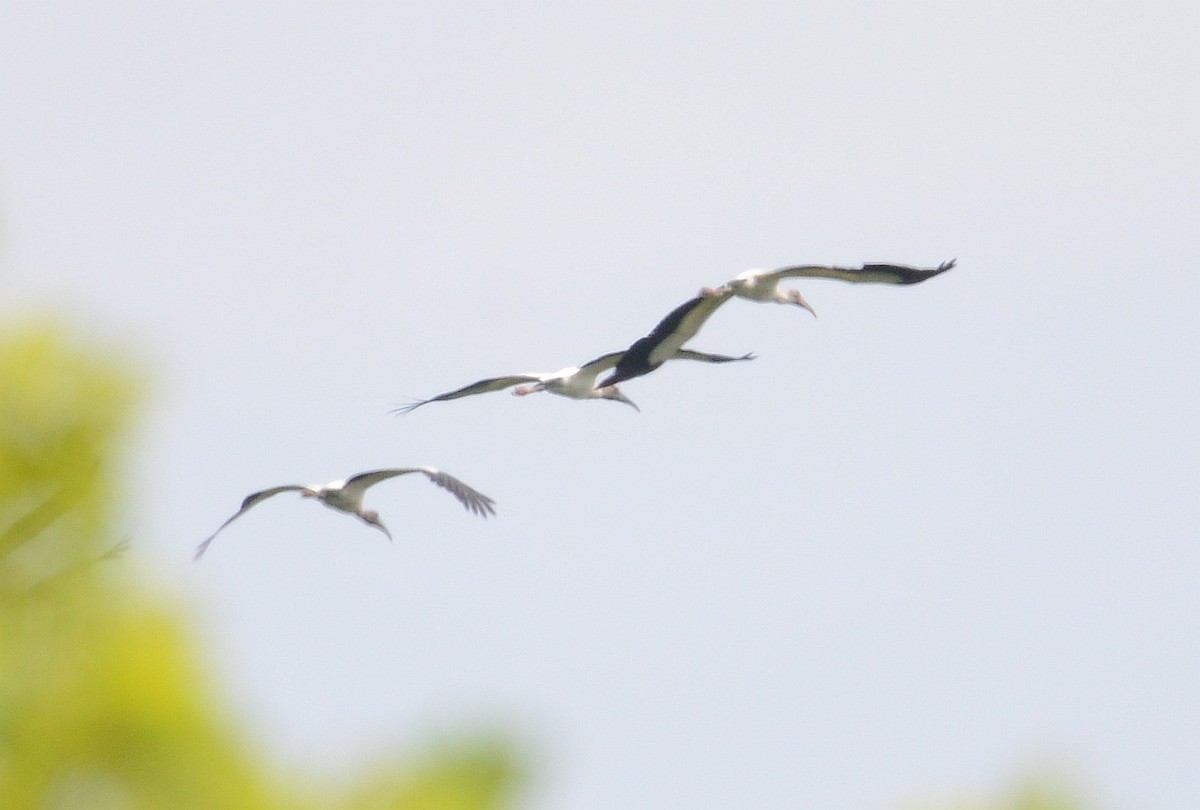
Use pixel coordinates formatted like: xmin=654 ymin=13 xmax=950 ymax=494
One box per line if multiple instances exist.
xmin=643 ymin=292 xmax=736 ymax=363
xmin=194 ymin=485 xmax=306 ymax=561
xmin=393 ymin=374 xmax=545 ymax=415
xmin=575 ymin=350 xmax=626 ymax=378
xmin=769 ymin=259 xmax=956 ymax=285
xmin=601 ymin=290 xmax=737 ymax=387
xmin=345 ymin=467 xmax=496 ymax=518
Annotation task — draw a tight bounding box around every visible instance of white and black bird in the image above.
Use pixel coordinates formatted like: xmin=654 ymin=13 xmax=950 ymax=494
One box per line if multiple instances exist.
xmin=704 ymin=259 xmax=957 ymax=313
xmin=194 ymin=467 xmax=495 ymax=560
xmin=599 ymin=293 xmax=752 ymax=388
xmin=395 ymin=346 xmax=753 ymax=415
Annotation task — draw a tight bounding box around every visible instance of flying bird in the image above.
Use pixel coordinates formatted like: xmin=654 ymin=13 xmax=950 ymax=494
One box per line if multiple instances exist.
xmin=395 ymin=346 xmax=754 ymax=415
xmin=703 ymin=259 xmax=957 ymax=312
xmin=599 ymin=292 xmax=753 ymax=388
xmin=194 ymin=467 xmax=495 ymax=560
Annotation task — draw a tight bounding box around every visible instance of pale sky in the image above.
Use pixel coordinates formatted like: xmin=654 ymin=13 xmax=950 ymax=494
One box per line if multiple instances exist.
xmin=2 ymin=3 xmax=1197 ymax=808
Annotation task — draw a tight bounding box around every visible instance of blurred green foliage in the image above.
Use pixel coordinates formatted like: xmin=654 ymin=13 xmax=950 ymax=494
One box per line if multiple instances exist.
xmin=908 ymin=780 xmax=1086 ymax=810
xmin=0 ymin=321 xmax=521 ymax=810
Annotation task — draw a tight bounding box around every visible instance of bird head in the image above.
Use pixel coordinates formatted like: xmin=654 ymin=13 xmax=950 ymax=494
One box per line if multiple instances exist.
xmin=598 ymin=385 xmax=640 ymax=412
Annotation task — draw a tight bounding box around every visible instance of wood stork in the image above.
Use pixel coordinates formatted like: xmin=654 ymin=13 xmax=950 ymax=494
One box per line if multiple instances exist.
xmin=704 ymin=259 xmax=957 ymax=312
xmin=194 ymin=467 xmax=495 ymax=560
xmin=394 ymin=346 xmax=754 ymax=414
xmin=599 ymin=292 xmax=754 ymax=388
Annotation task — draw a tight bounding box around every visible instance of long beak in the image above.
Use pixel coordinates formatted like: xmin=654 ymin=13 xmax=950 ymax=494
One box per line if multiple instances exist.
xmin=794 ymin=294 xmax=817 ymax=318
xmin=368 ymin=518 xmax=392 ymax=541
xmin=595 ymin=384 xmax=639 ymax=412
xmin=616 ymin=392 xmax=640 ymax=413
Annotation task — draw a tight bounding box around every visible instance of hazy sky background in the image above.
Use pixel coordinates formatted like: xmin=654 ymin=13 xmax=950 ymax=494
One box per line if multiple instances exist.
xmin=2 ymin=3 xmax=1196 ymax=808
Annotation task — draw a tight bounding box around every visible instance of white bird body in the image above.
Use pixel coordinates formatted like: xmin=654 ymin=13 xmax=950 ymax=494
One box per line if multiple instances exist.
xmin=194 ymin=467 xmax=495 ymax=560
xmin=517 ymin=352 xmax=626 ymax=399
xmin=307 ymin=479 xmax=367 ymax=512
xmin=729 ymin=268 xmax=817 ymax=309
xmin=530 ymin=368 xmax=605 ymax=398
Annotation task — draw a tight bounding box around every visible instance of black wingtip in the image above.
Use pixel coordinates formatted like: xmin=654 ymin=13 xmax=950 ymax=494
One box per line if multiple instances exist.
xmin=390 ymin=400 xmax=426 ymax=416
xmin=864 ymin=260 xmax=958 ymax=284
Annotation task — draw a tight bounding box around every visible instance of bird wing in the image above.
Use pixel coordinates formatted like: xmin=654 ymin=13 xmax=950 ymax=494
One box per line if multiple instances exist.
xmin=645 ymin=293 xmax=735 ymax=362
xmin=768 ymin=259 xmax=956 ymax=285
xmin=392 ymin=374 xmax=545 ymax=414
xmin=601 ymin=291 xmax=736 ymax=387
xmin=194 ymin=485 xmax=306 ymax=561
xmin=576 ymin=350 xmax=627 ymax=377
xmin=345 ymin=468 xmax=497 ymax=518
xmin=670 ymin=348 xmax=756 ymax=363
